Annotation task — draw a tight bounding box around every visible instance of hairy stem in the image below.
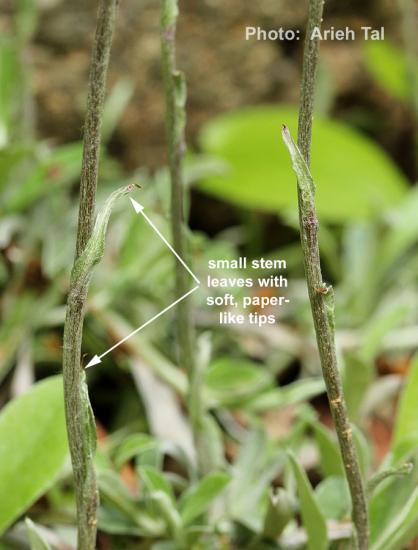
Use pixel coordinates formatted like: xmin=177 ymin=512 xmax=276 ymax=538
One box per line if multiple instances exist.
xmin=160 ymin=0 xmax=193 ymax=373
xmin=293 ymin=1 xmax=369 ymax=548
xmin=160 ymin=0 xmax=202 ymax=467
xmin=62 ymin=1 xmax=117 ymax=548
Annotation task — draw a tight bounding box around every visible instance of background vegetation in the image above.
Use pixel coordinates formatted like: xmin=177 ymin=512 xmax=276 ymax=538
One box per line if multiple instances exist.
xmin=0 ymin=0 xmax=417 ymax=548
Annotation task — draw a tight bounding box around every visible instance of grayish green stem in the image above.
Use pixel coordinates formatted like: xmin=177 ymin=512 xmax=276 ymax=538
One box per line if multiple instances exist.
xmin=367 ymin=462 xmax=413 ymax=496
xmin=160 ymin=0 xmax=193 ymax=374
xmin=287 ymin=1 xmax=369 ymax=548
xmin=160 ymin=0 xmax=202 ymax=468
xmin=62 ymin=1 xmax=117 ymax=548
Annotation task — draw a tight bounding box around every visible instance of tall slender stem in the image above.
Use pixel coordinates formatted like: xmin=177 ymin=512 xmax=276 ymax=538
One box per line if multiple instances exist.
xmin=160 ymin=0 xmax=194 ymax=374
xmin=160 ymin=0 xmax=202 ymax=463
xmin=295 ymin=1 xmax=369 ymax=548
xmin=62 ymin=1 xmax=117 ymax=548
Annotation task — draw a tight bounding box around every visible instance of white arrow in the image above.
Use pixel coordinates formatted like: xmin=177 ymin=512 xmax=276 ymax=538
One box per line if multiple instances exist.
xmin=129 ymin=198 xmax=200 ymax=285
xmin=85 ymin=198 xmax=200 ymax=369
xmin=85 ymin=284 xmax=199 ymax=368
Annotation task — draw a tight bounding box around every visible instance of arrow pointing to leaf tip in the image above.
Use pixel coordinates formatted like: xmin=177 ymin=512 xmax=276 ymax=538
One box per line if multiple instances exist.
xmin=130 ymin=197 xmax=144 ymax=213
xmin=129 ymin=198 xmax=200 ymax=285
xmin=85 ymin=198 xmax=200 ymax=369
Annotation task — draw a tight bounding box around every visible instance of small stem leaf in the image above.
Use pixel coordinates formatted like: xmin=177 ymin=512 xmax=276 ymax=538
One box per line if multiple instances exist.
xmin=281 ymin=125 xmax=316 ymax=204
xmin=72 ymin=184 xmax=135 ymax=288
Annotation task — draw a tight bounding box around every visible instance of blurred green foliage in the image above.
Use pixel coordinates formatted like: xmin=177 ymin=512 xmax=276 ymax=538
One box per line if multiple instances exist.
xmin=198 ymin=105 xmax=408 ymax=222
xmin=0 ymin=2 xmax=418 ymax=549
xmin=364 ymin=41 xmax=417 ymax=103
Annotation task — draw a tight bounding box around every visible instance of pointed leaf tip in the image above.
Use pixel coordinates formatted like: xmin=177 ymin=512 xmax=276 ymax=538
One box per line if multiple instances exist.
xmin=130 ymin=198 xmax=144 ymax=214
xmin=85 ymin=355 xmax=101 ymax=369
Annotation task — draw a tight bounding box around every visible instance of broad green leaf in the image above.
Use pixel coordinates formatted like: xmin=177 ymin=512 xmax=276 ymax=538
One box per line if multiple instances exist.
xmin=392 ymin=353 xmax=418 ymax=462
xmin=363 ymin=41 xmax=415 ymax=102
xmin=198 ymin=105 xmax=407 ymax=222
xmin=179 ymin=472 xmax=230 ymax=526
xmin=315 ymin=477 xmax=350 ymax=521
xmin=288 ymin=453 xmax=328 ymax=550
xmin=312 ymin=423 xmax=344 ymax=478
xmin=25 ymin=518 xmax=51 ymax=550
xmin=0 ymin=376 xmax=68 ymax=534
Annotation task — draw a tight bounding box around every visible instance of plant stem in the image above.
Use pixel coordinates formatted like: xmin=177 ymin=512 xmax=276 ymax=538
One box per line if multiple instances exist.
xmin=295 ymin=1 xmax=368 ymax=548
xmin=62 ymin=1 xmax=117 ymax=548
xmin=160 ymin=0 xmax=201 ymax=464
xmin=367 ymin=462 xmax=413 ymax=496
xmin=160 ymin=0 xmax=193 ymax=373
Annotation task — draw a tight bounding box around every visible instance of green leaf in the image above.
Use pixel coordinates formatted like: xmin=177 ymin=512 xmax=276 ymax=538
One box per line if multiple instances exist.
xmin=288 ymin=453 xmax=328 ymax=550
xmin=392 ymin=353 xmax=418 ymax=462
xmin=312 ymin=423 xmax=344 ymax=478
xmin=369 ymin=469 xmax=418 ymax=546
xmin=198 ymin=105 xmax=407 ymax=222
xmin=102 ymin=79 xmax=135 ymax=142
xmin=363 ymin=41 xmax=415 ymax=102
xmin=204 ymin=357 xmax=272 ymax=407
xmin=179 ymin=472 xmax=230 ymax=526
xmin=113 ymin=434 xmax=157 ymax=469
xmin=195 ymin=414 xmax=226 ymax=474
xmin=371 ymin=486 xmax=418 ymax=550
xmin=150 ymin=491 xmax=182 ymax=539
xmin=360 ymin=304 xmax=411 ymax=363
xmin=25 ymin=518 xmax=51 ymax=550
xmin=98 ymin=469 xmax=164 ymax=537
xmin=2 ymin=143 xmax=83 ymax=213
xmin=342 ymin=354 xmax=374 ymax=422
xmin=262 ymin=488 xmax=294 ymax=539
xmin=0 ymin=376 xmax=68 ymax=534
xmin=352 ymin=425 xmax=371 ymax=477
xmin=243 ymin=378 xmax=325 ymax=412
xmin=72 ymin=184 xmax=136 ymax=288
xmin=315 ymin=477 xmax=351 ymax=521
xmin=140 ymin=466 xmax=175 ymax=504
